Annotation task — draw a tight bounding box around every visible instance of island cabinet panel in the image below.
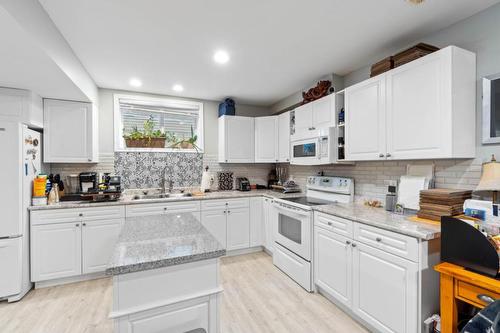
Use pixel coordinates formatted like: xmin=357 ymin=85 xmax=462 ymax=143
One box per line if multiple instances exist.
xmin=82 ymin=219 xmax=122 ymax=274
xmin=31 ymin=222 xmax=82 ymax=282
xmin=226 ymin=207 xmax=250 ymax=251
xmin=112 ymin=259 xmax=221 ymax=333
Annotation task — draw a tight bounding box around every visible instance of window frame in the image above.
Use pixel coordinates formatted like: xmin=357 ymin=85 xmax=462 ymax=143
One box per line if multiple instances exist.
xmin=113 ymin=93 xmax=204 ymax=153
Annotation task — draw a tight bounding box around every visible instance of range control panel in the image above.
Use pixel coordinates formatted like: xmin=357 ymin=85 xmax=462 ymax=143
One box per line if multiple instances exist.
xmin=306 ymin=176 xmax=353 ymax=194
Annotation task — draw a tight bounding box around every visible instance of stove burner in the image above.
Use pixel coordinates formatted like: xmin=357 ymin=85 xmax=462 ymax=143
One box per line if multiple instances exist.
xmin=281 ymin=196 xmax=334 ymax=206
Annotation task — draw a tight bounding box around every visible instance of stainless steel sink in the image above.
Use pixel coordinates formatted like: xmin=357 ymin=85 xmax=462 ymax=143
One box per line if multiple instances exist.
xmin=131 ymin=193 xmax=192 ymax=200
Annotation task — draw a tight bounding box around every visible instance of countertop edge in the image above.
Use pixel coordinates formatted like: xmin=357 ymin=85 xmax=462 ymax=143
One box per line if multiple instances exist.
xmin=105 ymin=248 xmax=227 ymax=276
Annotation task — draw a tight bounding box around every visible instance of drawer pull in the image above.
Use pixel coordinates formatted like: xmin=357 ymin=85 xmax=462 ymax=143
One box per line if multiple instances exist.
xmin=82 ymin=223 xmax=86 ymax=226
xmin=346 ymin=240 xmax=351 ymax=245
xmin=327 ymin=222 xmax=333 ymax=226
xmin=351 ymin=243 xmax=357 ymax=248
xmin=79 ymin=213 xmax=83 ymax=217
xmin=75 ymin=223 xmax=80 ymax=227
xmin=376 ymin=237 xmax=382 ymax=242
xmin=477 ymin=294 xmax=495 ymax=304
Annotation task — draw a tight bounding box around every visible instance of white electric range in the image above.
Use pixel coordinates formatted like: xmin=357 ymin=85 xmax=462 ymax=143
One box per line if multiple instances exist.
xmin=272 ymin=176 xmax=354 ymax=291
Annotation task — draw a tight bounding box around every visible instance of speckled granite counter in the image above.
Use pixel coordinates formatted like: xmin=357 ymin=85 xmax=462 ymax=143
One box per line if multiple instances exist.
xmin=106 ymin=213 xmax=226 ymax=275
xmin=29 ymin=189 xmax=303 ymax=211
xmin=313 ymin=202 xmax=441 ymax=240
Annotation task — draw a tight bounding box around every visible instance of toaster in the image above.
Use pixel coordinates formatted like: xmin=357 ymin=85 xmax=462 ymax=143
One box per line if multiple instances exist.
xmin=236 ymin=177 xmax=251 ymax=191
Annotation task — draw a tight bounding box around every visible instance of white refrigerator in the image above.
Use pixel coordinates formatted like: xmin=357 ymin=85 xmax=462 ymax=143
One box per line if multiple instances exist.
xmin=0 ymin=122 xmax=41 ymax=302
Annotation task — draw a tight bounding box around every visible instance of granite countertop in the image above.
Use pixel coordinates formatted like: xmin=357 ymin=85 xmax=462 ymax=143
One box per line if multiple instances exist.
xmin=106 ymin=213 xmax=226 ymax=275
xmin=313 ymin=202 xmax=441 ymax=240
xmin=29 ymin=189 xmax=303 ymax=211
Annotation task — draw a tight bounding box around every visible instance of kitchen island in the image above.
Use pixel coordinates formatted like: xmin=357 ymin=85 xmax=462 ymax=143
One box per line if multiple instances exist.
xmin=106 ymin=213 xmax=226 ymax=333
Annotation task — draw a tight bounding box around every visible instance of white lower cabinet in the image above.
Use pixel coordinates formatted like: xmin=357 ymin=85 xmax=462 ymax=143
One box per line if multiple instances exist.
xmin=314 ymin=212 xmax=424 ymax=333
xmin=31 ymin=221 xmax=82 ymax=282
xmin=82 ymin=219 xmax=122 ymax=274
xmin=200 ymin=198 xmax=251 ymax=251
xmin=262 ymin=197 xmax=274 ymax=253
xmin=314 ymin=227 xmax=352 ymax=307
xmin=201 ymin=209 xmax=227 ymax=248
xmin=249 ymin=197 xmax=264 ymax=247
xmin=352 ymin=242 xmax=417 ymax=333
xmin=226 ymin=207 xmax=250 ymax=251
xmin=31 ymin=206 xmax=125 ymax=283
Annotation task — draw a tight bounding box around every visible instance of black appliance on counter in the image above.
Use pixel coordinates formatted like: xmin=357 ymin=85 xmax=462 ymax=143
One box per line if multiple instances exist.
xmin=236 ymin=177 xmax=251 ymax=191
xmin=441 ymin=216 xmax=500 ymax=278
xmin=79 ymin=172 xmax=98 ymax=193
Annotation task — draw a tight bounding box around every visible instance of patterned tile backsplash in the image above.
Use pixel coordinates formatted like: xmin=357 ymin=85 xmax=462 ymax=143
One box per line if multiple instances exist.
xmin=114 ymin=152 xmax=203 ymax=189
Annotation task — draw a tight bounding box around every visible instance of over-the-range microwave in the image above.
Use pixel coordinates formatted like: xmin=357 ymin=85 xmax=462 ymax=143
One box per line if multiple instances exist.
xmin=290 ymin=127 xmax=337 ymax=165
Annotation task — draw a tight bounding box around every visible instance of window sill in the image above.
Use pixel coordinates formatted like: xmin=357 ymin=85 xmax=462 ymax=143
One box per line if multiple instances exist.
xmin=115 ymin=148 xmax=203 ymax=154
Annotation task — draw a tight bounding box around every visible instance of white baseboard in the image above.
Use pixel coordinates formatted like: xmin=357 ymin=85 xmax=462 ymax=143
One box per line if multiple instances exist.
xmin=34 ymin=272 xmax=107 ymax=289
xmin=226 ymin=246 xmax=264 ymax=257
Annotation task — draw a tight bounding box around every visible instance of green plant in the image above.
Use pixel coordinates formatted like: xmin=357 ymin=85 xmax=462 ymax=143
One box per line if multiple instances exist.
xmin=170 ymin=125 xmax=201 ymax=152
xmin=122 ymin=116 xmax=167 ymax=140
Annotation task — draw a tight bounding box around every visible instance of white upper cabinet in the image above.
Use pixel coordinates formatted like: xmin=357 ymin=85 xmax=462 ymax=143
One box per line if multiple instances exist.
xmin=43 ymin=99 xmax=98 ymax=163
xmin=0 ymin=87 xmax=43 ymax=128
xmin=312 ymin=95 xmax=335 ymax=128
xmin=294 ymin=103 xmax=313 ymax=137
xmin=255 ymin=116 xmax=279 ymax=163
xmin=278 ymin=111 xmax=291 ymax=162
xmin=218 ymin=115 xmax=255 ymax=163
xmin=345 ymin=46 xmax=476 ymax=161
xmin=345 ymin=75 xmax=387 ymax=161
xmin=292 ymin=94 xmax=336 ymax=140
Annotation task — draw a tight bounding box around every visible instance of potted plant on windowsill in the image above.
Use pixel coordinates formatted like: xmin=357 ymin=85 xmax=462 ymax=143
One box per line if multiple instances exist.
xmin=170 ymin=125 xmax=201 ymax=152
xmin=123 ymin=116 xmax=167 ymax=148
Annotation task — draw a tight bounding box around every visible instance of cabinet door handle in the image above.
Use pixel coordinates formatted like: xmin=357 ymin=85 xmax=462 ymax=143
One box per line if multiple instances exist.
xmin=379 ymin=153 xmax=385 ymax=158
xmin=227 ymin=211 xmax=231 ymax=214
xmin=386 ymin=153 xmax=392 ymax=158
xmin=79 ymin=213 xmax=83 ymax=217
xmin=327 ymin=222 xmax=333 ymax=226
xmin=376 ymin=237 xmax=382 ymax=242
xmin=351 ymin=243 xmax=357 ymax=248
xmin=346 ymin=240 xmax=351 ymax=245
xmin=75 ymin=223 xmax=80 ymax=227
xmin=163 ymin=207 xmax=167 ymax=211
xmin=82 ymin=223 xmax=86 ymax=226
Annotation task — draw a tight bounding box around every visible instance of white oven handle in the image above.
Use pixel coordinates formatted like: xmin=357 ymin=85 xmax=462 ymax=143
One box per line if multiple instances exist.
xmin=273 ymin=201 xmax=310 ymax=218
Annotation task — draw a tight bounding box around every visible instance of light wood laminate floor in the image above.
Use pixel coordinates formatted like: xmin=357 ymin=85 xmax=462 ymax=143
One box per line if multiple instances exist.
xmin=0 ymin=252 xmax=367 ymax=333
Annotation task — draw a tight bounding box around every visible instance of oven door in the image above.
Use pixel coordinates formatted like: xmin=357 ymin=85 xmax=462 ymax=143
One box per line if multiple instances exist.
xmin=273 ymin=201 xmax=312 ymax=261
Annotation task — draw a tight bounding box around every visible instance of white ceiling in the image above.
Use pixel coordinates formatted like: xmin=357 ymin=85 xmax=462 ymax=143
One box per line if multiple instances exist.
xmin=39 ymin=0 xmax=499 ymax=106
xmin=0 ymin=7 xmax=89 ymax=101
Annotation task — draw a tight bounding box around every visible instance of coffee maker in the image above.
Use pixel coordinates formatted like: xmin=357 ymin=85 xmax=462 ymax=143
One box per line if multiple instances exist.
xmin=79 ymin=172 xmax=98 ymax=193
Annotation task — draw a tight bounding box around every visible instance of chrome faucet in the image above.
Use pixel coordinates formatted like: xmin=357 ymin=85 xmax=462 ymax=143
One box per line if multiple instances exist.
xmin=161 ymin=167 xmax=173 ymax=194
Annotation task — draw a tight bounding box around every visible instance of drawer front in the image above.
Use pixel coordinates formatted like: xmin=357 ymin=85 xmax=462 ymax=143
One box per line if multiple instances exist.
xmin=126 ymin=201 xmax=201 ymax=217
xmin=314 ymin=212 xmax=353 ymax=238
xmin=354 ymin=223 xmax=418 ymax=262
xmin=80 ymin=206 xmax=125 ymax=221
xmin=165 ymin=201 xmax=201 ymax=214
xmin=201 ymin=198 xmax=249 ymax=211
xmin=32 ymin=206 xmax=125 ymax=225
xmin=201 ymin=199 xmax=228 ymax=211
xmin=457 ymin=281 xmax=500 ymax=308
xmin=31 ymin=208 xmax=81 ymax=225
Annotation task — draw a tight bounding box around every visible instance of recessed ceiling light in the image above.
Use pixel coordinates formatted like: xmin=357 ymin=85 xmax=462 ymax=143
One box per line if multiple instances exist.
xmin=129 ymin=78 xmax=142 ymax=87
xmin=172 ymin=84 xmax=184 ymax=92
xmin=213 ymin=50 xmax=230 ymax=64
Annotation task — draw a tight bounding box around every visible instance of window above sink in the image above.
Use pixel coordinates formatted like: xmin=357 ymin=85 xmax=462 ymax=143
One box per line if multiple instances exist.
xmin=113 ymin=94 xmax=204 ymax=153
